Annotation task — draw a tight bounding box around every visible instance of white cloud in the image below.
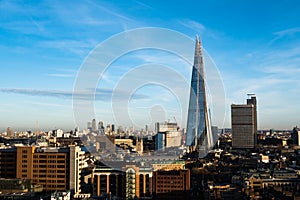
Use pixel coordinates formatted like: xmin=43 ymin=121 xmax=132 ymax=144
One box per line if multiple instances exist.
xmin=179 ymin=19 xmax=206 ymax=33
xmin=273 ymin=27 xmax=300 ymax=37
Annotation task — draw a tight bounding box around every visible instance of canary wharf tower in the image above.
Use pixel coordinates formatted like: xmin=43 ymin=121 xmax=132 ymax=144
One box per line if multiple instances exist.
xmin=186 ymin=37 xmax=213 ymax=157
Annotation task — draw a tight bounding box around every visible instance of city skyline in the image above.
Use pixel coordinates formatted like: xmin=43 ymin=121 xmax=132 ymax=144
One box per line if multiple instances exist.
xmin=1 ymin=1 xmax=300 ymax=131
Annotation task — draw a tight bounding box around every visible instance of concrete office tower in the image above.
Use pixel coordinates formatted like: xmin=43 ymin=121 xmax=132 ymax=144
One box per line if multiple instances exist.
xmin=92 ymin=119 xmax=97 ymax=132
xmin=186 ymin=37 xmax=213 ymax=156
xmin=231 ymin=95 xmax=257 ymax=149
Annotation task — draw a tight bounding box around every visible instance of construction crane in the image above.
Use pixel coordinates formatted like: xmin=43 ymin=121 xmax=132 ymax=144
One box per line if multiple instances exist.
xmin=173 ymin=116 xmax=180 ymax=130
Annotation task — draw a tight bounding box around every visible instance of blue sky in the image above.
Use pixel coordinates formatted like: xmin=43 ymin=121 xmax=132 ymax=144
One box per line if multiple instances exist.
xmin=1 ymin=0 xmax=300 ymax=131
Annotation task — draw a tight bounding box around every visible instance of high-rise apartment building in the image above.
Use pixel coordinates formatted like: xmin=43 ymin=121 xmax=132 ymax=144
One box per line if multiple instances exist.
xmin=186 ymin=37 xmax=213 ymax=156
xmin=231 ymin=95 xmax=257 ymax=149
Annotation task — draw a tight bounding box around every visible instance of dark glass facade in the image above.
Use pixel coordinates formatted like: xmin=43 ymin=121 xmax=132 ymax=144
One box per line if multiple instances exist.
xmin=186 ymin=37 xmax=213 ymax=156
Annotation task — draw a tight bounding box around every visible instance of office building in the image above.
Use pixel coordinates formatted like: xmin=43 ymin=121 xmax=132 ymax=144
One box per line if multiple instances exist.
xmin=15 ymin=145 xmax=86 ymax=193
xmin=0 ymin=147 xmax=16 ymax=178
xmin=231 ymin=95 xmax=257 ymax=148
xmin=92 ymin=119 xmax=97 ymax=132
xmin=292 ymin=126 xmax=300 ymax=146
xmin=124 ymin=165 xmax=153 ymax=199
xmin=91 ymin=166 xmax=125 ymax=198
xmin=186 ymin=37 xmax=213 ymax=156
xmin=155 ymin=122 xmax=182 ymax=150
xmin=155 ymin=132 xmax=166 ymax=151
xmin=98 ymin=121 xmax=104 ymax=134
xmin=153 ymin=169 xmax=190 ymax=199
xmin=90 ymin=164 xmax=153 ymax=199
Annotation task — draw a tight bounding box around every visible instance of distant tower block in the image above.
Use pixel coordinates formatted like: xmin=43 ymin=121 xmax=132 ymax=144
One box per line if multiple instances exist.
xmin=92 ymin=119 xmax=97 ymax=132
xmin=186 ymin=37 xmax=213 ymax=157
xmin=231 ymin=95 xmax=257 ymax=149
xmin=7 ymin=127 xmax=14 ymax=138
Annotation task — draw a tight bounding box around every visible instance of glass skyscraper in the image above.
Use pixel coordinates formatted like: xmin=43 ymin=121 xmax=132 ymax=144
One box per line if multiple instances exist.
xmin=186 ymin=37 xmax=213 ymax=157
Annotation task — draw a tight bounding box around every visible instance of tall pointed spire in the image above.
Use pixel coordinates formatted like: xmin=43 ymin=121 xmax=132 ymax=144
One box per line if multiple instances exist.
xmin=186 ymin=37 xmax=213 ymax=157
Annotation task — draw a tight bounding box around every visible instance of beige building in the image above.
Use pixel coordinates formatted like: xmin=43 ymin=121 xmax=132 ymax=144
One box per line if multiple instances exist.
xmin=156 ymin=122 xmax=182 ymax=148
xmin=15 ymin=145 xmax=86 ymax=193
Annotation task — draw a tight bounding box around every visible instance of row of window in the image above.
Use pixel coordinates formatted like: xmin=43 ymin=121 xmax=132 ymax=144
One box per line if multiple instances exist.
xmin=157 ymin=176 xmax=181 ymax=179
xmin=33 ymin=155 xmax=66 ymax=159
xmin=33 ymin=160 xmax=65 ymax=163
xmin=157 ymin=185 xmax=184 ymax=189
xmin=33 ymin=174 xmax=65 ymax=178
xmin=33 ymin=169 xmax=65 ymax=173
xmin=157 ymin=189 xmax=182 ymax=192
xmin=157 ymin=181 xmax=182 ymax=184
xmin=33 ymin=164 xmax=66 ymax=168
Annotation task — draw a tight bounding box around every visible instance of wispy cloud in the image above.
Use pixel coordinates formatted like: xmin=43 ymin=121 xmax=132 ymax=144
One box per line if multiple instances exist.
xmin=274 ymin=27 xmax=300 ymax=37
xmin=260 ymin=65 xmax=300 ymax=76
xmin=48 ymin=0 xmax=136 ymax=29
xmin=0 ymin=88 xmax=149 ymax=101
xmin=0 ymin=88 xmax=73 ymax=99
xmin=132 ymin=0 xmax=153 ymax=9
xmin=38 ymin=39 xmax=97 ymax=57
xmin=86 ymin=0 xmax=133 ymax=22
xmin=46 ymin=73 xmax=75 ymax=78
xmin=270 ymin=27 xmax=300 ymax=44
xmin=179 ymin=19 xmax=206 ymax=34
xmin=178 ymin=19 xmax=220 ymax=39
xmin=46 ymin=68 xmax=78 ymax=78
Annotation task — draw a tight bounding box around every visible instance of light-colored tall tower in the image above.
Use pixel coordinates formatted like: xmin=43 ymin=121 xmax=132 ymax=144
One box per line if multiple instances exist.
xmin=92 ymin=119 xmax=97 ymax=132
xmin=186 ymin=37 xmax=213 ymax=157
xmin=7 ymin=127 xmax=14 ymax=138
xmin=231 ymin=95 xmax=257 ymax=149
xmin=69 ymin=145 xmax=87 ymax=194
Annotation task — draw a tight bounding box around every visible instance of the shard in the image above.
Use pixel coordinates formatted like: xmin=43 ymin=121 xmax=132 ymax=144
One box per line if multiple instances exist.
xmin=186 ymin=37 xmax=213 ymax=157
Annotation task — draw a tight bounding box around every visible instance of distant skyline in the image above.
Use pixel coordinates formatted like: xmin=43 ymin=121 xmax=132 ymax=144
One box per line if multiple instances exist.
xmin=1 ymin=0 xmax=300 ymax=131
